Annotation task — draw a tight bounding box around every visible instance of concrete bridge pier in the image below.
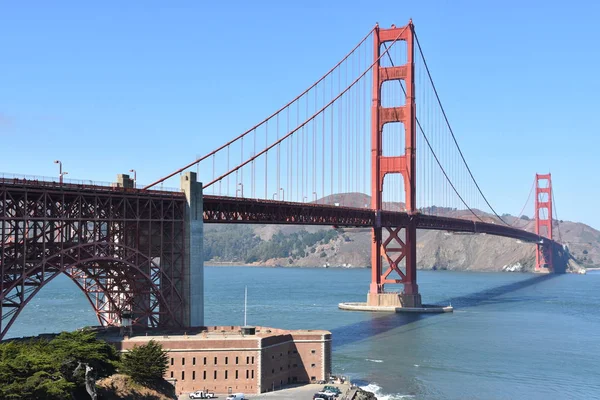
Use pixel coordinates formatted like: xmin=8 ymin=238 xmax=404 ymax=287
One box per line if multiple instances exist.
xmin=181 ymin=172 xmax=204 ymax=327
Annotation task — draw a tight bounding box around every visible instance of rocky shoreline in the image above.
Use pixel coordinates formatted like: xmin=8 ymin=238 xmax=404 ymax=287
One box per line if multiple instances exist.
xmin=353 ymin=387 xmax=378 ymax=399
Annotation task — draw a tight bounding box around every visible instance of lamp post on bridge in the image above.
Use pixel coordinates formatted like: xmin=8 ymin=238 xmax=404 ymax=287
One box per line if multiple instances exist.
xmin=236 ymin=183 xmax=244 ymax=198
xmin=303 ymin=196 xmax=307 ymax=203
xmin=61 ymin=171 xmax=69 ymax=182
xmin=129 ymin=169 xmax=136 ymax=187
xmin=313 ymin=192 xmax=317 ymax=203
xmin=54 ymin=160 xmax=63 ymax=184
xmin=272 ymin=192 xmax=277 ymax=200
xmin=280 ymin=188 xmax=285 ymax=201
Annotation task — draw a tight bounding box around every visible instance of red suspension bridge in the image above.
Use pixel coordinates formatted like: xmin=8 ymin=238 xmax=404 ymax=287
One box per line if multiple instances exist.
xmin=0 ymin=20 xmax=565 ymax=338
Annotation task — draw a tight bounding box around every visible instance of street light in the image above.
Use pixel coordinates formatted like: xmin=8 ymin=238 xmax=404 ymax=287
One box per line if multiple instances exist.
xmin=129 ymin=169 xmax=136 ymax=187
xmin=313 ymin=191 xmax=317 ymax=203
xmin=54 ymin=160 xmax=63 ymax=184
xmin=272 ymin=192 xmax=277 ymax=200
xmin=303 ymin=196 xmax=307 ymax=203
xmin=236 ymin=182 xmax=244 ymax=198
xmin=280 ymin=188 xmax=285 ymax=201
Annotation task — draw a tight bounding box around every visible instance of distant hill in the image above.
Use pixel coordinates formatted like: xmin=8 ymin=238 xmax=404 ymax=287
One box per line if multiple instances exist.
xmin=204 ymin=193 xmax=598 ymax=272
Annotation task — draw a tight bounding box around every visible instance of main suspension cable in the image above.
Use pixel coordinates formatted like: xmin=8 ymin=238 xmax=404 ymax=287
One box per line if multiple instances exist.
xmin=513 ymin=178 xmax=535 ymax=225
xmin=413 ymin=30 xmax=508 ymax=225
xmin=144 ymin=26 xmax=377 ymax=190
xmin=551 ymin=186 xmax=563 ymax=243
xmin=382 ymin=41 xmax=484 ymax=222
xmin=203 ymin=26 xmax=409 ymax=189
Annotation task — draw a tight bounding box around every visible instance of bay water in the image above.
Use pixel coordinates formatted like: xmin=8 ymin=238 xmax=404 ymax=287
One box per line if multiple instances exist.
xmin=8 ymin=267 xmax=600 ymax=399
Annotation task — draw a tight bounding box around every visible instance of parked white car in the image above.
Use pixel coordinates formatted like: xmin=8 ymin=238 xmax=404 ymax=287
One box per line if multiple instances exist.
xmin=189 ymin=390 xmax=215 ymax=399
xmin=226 ymin=393 xmax=246 ymax=400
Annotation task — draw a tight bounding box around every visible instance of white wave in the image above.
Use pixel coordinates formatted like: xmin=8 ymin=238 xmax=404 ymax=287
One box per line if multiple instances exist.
xmin=365 ymin=358 xmax=384 ymax=363
xmin=359 ymin=382 xmax=415 ymax=400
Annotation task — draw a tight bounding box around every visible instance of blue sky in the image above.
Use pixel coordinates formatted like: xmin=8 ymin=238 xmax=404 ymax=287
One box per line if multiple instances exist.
xmin=1 ymin=1 xmax=599 ymax=229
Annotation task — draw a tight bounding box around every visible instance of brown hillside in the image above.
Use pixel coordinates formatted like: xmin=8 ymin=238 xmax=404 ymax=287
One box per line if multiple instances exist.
xmin=205 ymin=193 xmax=598 ymax=271
xmin=97 ymin=374 xmax=176 ymax=400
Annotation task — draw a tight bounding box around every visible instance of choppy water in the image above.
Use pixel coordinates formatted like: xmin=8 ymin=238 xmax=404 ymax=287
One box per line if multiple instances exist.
xmin=8 ymin=267 xmax=600 ymax=399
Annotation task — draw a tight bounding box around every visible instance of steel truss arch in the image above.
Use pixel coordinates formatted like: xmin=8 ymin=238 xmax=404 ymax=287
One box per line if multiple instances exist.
xmin=1 ymin=241 xmax=184 ymax=340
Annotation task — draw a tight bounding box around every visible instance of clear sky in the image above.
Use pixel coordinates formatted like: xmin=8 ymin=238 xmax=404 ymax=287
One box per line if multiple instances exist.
xmin=1 ymin=1 xmax=599 ymax=229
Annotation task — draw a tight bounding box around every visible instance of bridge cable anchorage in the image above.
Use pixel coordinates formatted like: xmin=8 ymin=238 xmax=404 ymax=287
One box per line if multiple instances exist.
xmin=413 ymin=31 xmax=509 ymax=225
xmin=551 ymin=185 xmax=563 ymax=243
xmin=512 ymin=177 xmax=535 ymax=226
xmin=202 ymin=25 xmax=408 ymax=190
xmin=381 ymin=41 xmax=484 ymax=223
xmin=142 ymin=26 xmax=376 ymax=190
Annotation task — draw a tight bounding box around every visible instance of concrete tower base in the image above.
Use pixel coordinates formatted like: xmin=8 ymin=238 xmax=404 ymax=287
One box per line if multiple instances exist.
xmin=366 ymin=292 xmax=423 ymax=308
xmin=340 ymin=292 xmax=452 ymax=313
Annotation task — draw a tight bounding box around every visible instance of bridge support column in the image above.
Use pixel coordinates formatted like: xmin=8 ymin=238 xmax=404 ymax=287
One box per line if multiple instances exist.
xmin=369 ymin=225 xmax=383 ymax=294
xmin=181 ymin=172 xmax=204 ymax=327
xmin=114 ymin=174 xmax=134 ymax=189
xmin=402 ymin=220 xmax=421 ymax=307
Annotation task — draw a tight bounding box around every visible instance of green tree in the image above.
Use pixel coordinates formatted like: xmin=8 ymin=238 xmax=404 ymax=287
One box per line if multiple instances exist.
xmin=52 ymin=330 xmax=119 ymax=379
xmin=120 ymin=340 xmax=168 ymax=385
xmin=0 ymin=330 xmax=119 ymax=399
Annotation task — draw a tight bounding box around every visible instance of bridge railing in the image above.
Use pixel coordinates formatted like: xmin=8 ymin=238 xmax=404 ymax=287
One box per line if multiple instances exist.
xmin=0 ymin=172 xmax=182 ymax=194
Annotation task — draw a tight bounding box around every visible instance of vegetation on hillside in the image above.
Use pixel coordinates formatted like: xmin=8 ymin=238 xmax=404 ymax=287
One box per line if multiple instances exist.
xmin=204 ymin=225 xmax=339 ymax=263
xmin=0 ymin=331 xmax=171 ymax=400
xmin=0 ymin=330 xmax=119 ymax=399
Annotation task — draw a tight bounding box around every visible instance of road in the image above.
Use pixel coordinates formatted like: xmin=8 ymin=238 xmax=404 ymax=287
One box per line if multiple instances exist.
xmin=178 ymin=383 xmax=352 ymax=400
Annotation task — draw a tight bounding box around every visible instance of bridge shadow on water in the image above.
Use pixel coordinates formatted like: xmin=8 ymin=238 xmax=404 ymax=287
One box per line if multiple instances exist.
xmin=331 ymin=273 xmax=558 ymax=349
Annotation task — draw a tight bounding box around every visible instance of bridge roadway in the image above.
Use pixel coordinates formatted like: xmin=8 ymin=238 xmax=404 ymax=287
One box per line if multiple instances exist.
xmin=0 ymin=179 xmax=547 ymax=245
xmin=203 ymin=195 xmax=547 ymax=245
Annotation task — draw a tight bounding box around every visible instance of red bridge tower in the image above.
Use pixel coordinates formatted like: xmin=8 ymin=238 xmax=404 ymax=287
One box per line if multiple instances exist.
xmin=535 ymin=173 xmax=554 ymax=270
xmin=369 ymin=21 xmax=421 ymax=307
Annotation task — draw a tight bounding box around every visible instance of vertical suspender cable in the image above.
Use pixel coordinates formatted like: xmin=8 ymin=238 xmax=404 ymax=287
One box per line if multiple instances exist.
xmin=241 ymin=137 xmax=244 ymax=195
xmin=338 ymin=63 xmax=342 ymax=197
xmin=331 ymin=72 xmax=334 ymax=199
xmin=265 ymin=121 xmax=268 ymax=199
xmin=277 ymin=114 xmax=280 ymax=200
xmin=322 ymin=80 xmax=325 ymax=204
xmin=227 ymin=145 xmax=230 ymax=195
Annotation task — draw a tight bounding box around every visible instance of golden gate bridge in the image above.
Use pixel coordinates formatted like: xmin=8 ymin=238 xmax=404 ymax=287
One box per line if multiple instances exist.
xmin=0 ymin=20 xmax=564 ymax=339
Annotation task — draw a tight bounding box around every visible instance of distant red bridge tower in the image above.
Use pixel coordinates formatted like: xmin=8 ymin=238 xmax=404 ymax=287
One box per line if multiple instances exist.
xmin=535 ymin=173 xmax=554 ymax=270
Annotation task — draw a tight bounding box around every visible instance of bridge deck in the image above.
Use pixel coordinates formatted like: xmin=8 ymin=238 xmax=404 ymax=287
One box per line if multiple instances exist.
xmin=0 ymin=181 xmax=547 ymax=245
xmin=0 ymin=177 xmax=185 ymax=199
xmin=203 ymin=195 xmax=546 ymax=244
